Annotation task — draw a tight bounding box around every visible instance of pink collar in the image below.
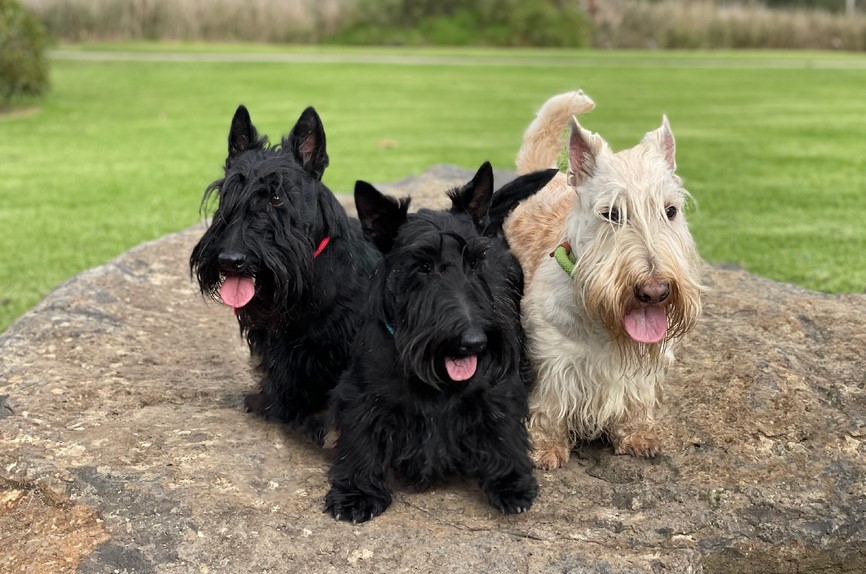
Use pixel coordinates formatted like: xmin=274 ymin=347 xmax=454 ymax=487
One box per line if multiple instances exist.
xmin=313 ymin=236 xmax=330 ymax=258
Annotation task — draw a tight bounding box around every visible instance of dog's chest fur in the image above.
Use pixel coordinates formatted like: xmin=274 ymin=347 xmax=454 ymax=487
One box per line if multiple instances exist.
xmin=343 ymin=327 xmax=511 ymax=483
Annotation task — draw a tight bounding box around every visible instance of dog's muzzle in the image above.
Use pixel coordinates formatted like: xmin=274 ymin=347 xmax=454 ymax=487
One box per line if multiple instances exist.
xmin=443 ymin=328 xmax=487 ymax=382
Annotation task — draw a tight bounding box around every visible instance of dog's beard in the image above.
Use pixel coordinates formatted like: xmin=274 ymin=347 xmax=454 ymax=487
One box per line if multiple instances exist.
xmin=394 ymin=330 xmax=484 ymax=388
xmin=575 ymin=242 xmax=702 ymax=370
xmin=578 ymin=274 xmax=701 ymax=371
xmin=393 ymin=330 xmax=514 ymax=389
xmin=394 ymin=334 xmax=451 ymax=389
xmin=192 ymin=249 xmax=313 ymax=334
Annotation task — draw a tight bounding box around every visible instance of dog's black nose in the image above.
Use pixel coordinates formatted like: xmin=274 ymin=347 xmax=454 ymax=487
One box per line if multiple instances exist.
xmin=219 ymin=252 xmax=247 ymax=271
xmin=635 ymin=279 xmax=670 ymax=305
xmin=458 ymin=328 xmax=487 ymax=355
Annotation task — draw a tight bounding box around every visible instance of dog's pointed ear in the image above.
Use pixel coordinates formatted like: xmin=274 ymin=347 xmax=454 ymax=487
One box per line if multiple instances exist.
xmin=566 ymin=117 xmax=604 ymax=189
xmin=448 ymin=161 xmax=494 ymax=229
xmin=228 ymin=105 xmax=260 ymax=160
xmin=485 ymin=168 xmax=558 ymax=236
xmin=355 ymin=181 xmax=410 ymax=253
xmin=285 ymin=106 xmax=329 ymax=180
xmin=641 ymin=115 xmax=677 ymax=173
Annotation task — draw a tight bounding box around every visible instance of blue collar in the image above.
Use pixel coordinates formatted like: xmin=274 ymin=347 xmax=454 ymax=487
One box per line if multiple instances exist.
xmin=384 ymin=322 xmax=395 ymax=335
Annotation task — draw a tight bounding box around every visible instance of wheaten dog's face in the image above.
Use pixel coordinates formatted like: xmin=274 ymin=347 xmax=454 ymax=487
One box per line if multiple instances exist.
xmin=566 ymin=118 xmax=703 ymax=354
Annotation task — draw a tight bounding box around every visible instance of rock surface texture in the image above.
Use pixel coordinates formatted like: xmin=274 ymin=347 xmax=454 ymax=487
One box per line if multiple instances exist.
xmin=2 ymin=165 xmax=865 ymax=574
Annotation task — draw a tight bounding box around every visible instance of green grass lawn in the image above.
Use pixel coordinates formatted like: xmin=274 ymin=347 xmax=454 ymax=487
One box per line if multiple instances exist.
xmin=1 ymin=44 xmax=865 ymax=333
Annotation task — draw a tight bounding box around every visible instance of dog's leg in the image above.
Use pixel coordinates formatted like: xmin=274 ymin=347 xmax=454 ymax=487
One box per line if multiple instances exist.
xmin=289 ymin=411 xmax=329 ymax=446
xmin=528 ymin=411 xmax=572 ymax=470
xmin=244 ymin=373 xmax=329 ymax=446
xmin=324 ymin=471 xmax=392 ymax=524
xmin=480 ymin=467 xmax=538 ymax=515
xmin=478 ymin=420 xmax=538 ymax=514
xmin=324 ymin=426 xmax=392 ymax=523
xmin=610 ymin=409 xmax=659 ymax=458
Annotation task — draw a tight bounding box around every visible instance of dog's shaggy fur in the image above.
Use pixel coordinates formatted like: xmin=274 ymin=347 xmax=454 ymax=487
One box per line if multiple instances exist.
xmin=324 ymin=163 xmax=556 ymax=523
xmin=504 ymin=91 xmax=703 ymax=469
xmin=190 ymin=105 xmax=379 ymax=444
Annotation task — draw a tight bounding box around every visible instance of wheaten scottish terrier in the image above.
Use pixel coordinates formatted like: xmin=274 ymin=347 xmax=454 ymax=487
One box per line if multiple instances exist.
xmin=504 ymin=91 xmax=703 ymax=469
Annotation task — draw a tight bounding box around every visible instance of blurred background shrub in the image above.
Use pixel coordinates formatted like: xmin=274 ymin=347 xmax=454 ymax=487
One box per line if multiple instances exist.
xmin=18 ymin=0 xmax=866 ymax=50
xmin=328 ymin=0 xmax=591 ymax=47
xmin=1 ymin=0 xmax=49 ymax=105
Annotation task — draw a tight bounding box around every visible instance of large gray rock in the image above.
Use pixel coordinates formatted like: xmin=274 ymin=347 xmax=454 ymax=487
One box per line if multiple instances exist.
xmin=1 ymin=166 xmax=865 ymax=574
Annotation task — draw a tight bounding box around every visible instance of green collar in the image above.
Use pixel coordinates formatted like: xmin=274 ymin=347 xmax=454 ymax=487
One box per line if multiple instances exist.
xmin=550 ymin=241 xmax=577 ymax=276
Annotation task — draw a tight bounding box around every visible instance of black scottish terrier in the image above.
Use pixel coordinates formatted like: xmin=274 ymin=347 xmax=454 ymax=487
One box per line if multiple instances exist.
xmin=190 ymin=105 xmax=379 ymax=444
xmin=324 ymin=162 xmax=557 ymax=523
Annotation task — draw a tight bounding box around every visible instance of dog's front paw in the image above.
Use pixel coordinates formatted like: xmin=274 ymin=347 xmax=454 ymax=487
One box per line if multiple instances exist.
xmin=528 ymin=422 xmax=572 ymax=470
xmin=324 ymin=486 xmax=391 ymax=524
xmin=613 ymin=430 xmax=660 ymax=458
xmin=483 ymin=474 xmax=538 ymax=515
xmin=531 ymin=444 xmax=571 ymax=470
xmin=243 ymin=390 xmax=268 ymax=416
xmin=292 ymin=414 xmax=329 ymax=447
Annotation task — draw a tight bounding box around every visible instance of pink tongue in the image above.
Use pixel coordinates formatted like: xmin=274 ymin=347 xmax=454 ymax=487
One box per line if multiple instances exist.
xmin=219 ymin=276 xmax=255 ymax=309
xmin=624 ymin=306 xmax=668 ymax=344
xmin=445 ymin=355 xmax=478 ymax=382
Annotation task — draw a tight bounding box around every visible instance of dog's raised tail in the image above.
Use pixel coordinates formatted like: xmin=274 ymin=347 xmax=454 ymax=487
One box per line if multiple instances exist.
xmin=515 ymin=91 xmax=596 ymax=175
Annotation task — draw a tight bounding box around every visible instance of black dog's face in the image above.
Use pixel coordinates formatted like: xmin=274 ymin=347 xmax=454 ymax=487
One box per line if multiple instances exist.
xmin=190 ymin=105 xmax=331 ymax=327
xmin=355 ymin=162 xmax=558 ymax=389
xmin=384 ymin=215 xmax=501 ymax=387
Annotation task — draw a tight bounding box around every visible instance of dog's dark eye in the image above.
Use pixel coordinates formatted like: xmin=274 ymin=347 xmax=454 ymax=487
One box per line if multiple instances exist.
xmin=665 ymin=205 xmax=677 ymax=220
xmin=601 ymin=208 xmax=621 ymax=224
xmin=417 ymin=262 xmax=432 ymax=274
xmin=270 ymin=195 xmax=283 ymax=207
xmin=466 ymin=248 xmax=487 ymax=271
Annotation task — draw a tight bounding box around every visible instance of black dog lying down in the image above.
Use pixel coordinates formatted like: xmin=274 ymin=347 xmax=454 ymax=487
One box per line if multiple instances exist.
xmin=325 ymin=162 xmax=557 ymax=523
xmin=190 ymin=105 xmax=379 ymax=445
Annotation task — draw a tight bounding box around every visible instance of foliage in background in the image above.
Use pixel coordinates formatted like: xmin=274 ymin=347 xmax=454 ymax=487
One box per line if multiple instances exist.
xmin=0 ymin=0 xmax=49 ymax=104
xmin=22 ymin=0 xmax=866 ymax=50
xmin=327 ymin=0 xmax=590 ymax=47
xmin=22 ymin=0 xmax=590 ymax=47
xmin=21 ymin=0 xmax=348 ymax=43
xmin=588 ymin=0 xmax=866 ymax=50
xmin=762 ymin=0 xmax=863 ymax=12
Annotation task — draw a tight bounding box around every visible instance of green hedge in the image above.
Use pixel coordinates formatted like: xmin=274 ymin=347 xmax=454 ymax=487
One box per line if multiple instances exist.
xmin=328 ymin=0 xmax=591 ymax=47
xmin=0 ymin=0 xmax=49 ymax=105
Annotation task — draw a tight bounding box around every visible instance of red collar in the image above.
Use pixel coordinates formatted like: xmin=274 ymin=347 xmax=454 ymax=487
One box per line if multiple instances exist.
xmin=313 ymin=236 xmax=330 ymax=258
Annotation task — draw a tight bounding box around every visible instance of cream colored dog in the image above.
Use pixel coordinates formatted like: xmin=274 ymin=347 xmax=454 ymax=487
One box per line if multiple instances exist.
xmin=504 ymin=91 xmax=703 ymax=469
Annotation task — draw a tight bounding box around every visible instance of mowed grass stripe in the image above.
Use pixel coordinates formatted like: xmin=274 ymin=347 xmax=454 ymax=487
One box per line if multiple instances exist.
xmin=1 ymin=47 xmax=864 ymax=333
xmin=50 ymin=46 xmax=866 ymax=69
